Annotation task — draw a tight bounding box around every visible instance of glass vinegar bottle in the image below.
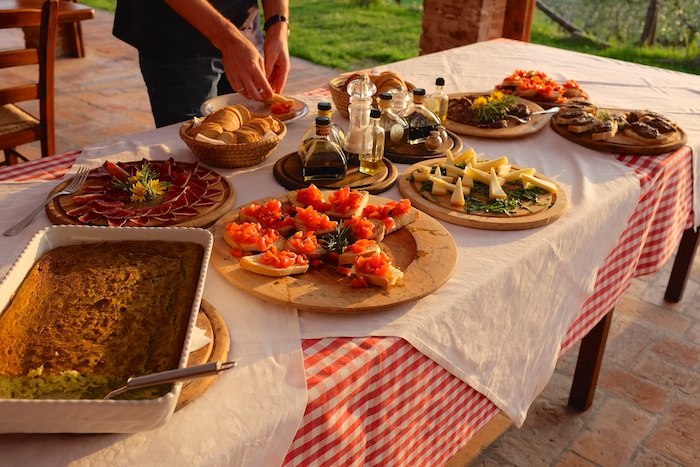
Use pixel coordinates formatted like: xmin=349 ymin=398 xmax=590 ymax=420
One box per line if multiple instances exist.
xmin=344 ymin=74 xmax=376 ymax=164
xmin=377 ymin=92 xmax=408 ymax=149
xmin=428 ymin=77 xmax=449 ymax=125
xmin=299 ymin=102 xmax=346 ymax=156
xmin=359 ymin=108 xmax=385 ymax=175
xmin=398 ymin=88 xmax=441 ymax=145
xmin=299 ymin=116 xmax=347 ymax=181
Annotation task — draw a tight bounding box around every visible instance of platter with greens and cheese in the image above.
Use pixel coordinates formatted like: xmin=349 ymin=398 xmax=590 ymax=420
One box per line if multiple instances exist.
xmin=398 ymin=149 xmax=567 ymax=230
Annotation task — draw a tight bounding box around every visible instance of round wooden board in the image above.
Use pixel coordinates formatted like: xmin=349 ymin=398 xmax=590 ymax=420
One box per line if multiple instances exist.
xmin=273 ymin=152 xmax=398 ymax=195
xmin=45 ymin=163 xmax=236 ymax=228
xmin=384 ymin=130 xmax=464 ymax=164
xmin=550 ymin=110 xmax=688 ymax=155
xmin=444 ymin=93 xmax=549 ymax=139
xmin=176 ymin=299 xmax=231 ymax=411
xmin=210 ymin=193 xmax=457 ymax=313
xmin=398 ymin=158 xmax=568 ymax=230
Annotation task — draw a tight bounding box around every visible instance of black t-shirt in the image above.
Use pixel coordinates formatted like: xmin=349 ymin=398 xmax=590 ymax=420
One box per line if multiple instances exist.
xmin=113 ymin=0 xmax=261 ymax=58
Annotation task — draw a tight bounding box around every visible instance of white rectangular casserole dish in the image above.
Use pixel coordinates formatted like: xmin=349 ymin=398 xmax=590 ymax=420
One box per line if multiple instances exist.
xmin=0 ymin=225 xmax=213 ymax=433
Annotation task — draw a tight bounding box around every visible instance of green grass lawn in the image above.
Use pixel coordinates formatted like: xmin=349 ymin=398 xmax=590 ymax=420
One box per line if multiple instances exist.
xmin=81 ymin=0 xmax=699 ymax=75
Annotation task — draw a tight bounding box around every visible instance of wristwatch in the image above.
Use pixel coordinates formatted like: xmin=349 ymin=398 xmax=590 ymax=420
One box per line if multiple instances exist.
xmin=263 ymin=15 xmax=290 ymax=36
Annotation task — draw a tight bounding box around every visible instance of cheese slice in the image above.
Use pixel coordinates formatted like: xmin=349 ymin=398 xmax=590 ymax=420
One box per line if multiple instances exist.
xmin=489 ymin=167 xmax=507 ymax=199
xmin=497 ymin=164 xmax=512 ymax=176
xmin=429 ymin=175 xmax=457 ymax=192
xmin=412 ymin=170 xmax=430 ymax=182
xmin=521 ymin=173 xmax=558 ymax=193
xmin=430 ymin=182 xmax=447 ymax=195
xmin=442 ymin=163 xmax=467 ymax=179
xmin=466 ymin=166 xmax=504 ymax=186
xmin=445 ymin=150 xmax=456 ymax=165
xmin=501 ymin=167 xmax=536 ymax=182
xmin=453 ymin=147 xmax=476 ymax=165
xmin=450 ymin=178 xmax=465 ymax=206
xmin=473 ymin=156 xmax=508 ymax=172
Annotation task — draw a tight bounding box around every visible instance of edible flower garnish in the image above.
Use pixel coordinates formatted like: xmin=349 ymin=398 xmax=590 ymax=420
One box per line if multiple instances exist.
xmin=111 ymin=162 xmax=171 ymax=203
xmin=471 ymin=90 xmax=518 ymax=124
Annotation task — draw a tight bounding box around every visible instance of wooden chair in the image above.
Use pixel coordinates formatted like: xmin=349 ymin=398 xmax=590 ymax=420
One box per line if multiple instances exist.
xmin=0 ymin=0 xmax=58 ymax=165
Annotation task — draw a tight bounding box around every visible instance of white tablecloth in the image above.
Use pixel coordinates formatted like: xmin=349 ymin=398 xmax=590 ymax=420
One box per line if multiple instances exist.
xmin=2 ymin=39 xmax=700 ymax=464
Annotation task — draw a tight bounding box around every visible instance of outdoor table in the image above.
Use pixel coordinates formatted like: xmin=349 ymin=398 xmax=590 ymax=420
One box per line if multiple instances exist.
xmin=0 ymin=39 xmax=698 ymax=466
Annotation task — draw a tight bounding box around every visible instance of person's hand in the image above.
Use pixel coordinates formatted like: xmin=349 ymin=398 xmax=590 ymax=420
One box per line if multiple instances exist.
xmin=263 ymin=25 xmax=290 ymax=94
xmin=220 ymin=37 xmax=274 ymax=101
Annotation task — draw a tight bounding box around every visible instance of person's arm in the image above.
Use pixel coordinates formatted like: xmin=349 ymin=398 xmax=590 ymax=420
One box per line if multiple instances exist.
xmin=261 ymin=0 xmax=290 ymax=94
xmin=164 ymin=0 xmax=273 ymax=101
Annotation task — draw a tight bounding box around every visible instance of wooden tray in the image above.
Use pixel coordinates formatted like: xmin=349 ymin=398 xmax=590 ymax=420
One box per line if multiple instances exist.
xmin=384 ymin=130 xmax=464 ymax=164
xmin=444 ymin=93 xmax=549 ymax=139
xmin=273 ymin=152 xmax=398 ymax=195
xmin=550 ymin=109 xmax=688 ymax=155
xmin=46 ymin=161 xmax=236 ymax=228
xmin=176 ymin=299 xmax=231 ymax=411
xmin=210 ymin=193 xmax=457 ymax=313
xmin=398 ymin=158 xmax=568 ymax=230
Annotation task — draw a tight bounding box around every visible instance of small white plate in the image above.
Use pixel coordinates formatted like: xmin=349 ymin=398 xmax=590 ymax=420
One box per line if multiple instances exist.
xmin=200 ymin=93 xmax=309 ymax=124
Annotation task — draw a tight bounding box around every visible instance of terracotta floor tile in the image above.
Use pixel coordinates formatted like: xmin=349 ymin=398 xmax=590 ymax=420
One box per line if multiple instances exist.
xmin=598 ymin=363 xmax=671 ymax=414
xmin=570 ymin=399 xmax=655 ymax=467
xmin=643 ymin=396 xmax=700 ymax=465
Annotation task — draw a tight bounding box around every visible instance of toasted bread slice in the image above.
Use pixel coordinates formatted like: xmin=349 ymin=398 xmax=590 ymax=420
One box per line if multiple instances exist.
xmin=567 ymin=115 xmax=598 ymax=133
xmin=293 ymin=205 xmax=338 ymax=235
xmin=357 ymin=265 xmax=404 ymax=288
xmin=223 ymin=221 xmax=285 ymax=252
xmin=283 ymin=231 xmax=326 ymax=260
xmin=325 ymin=188 xmax=370 ymax=219
xmin=344 ymin=216 xmax=386 ymax=243
xmin=590 ymin=119 xmax=618 ymax=141
xmin=337 ymin=240 xmax=381 ymax=266
xmin=240 ymin=250 xmax=309 ymax=277
xmin=286 ymin=184 xmax=330 ymax=211
xmin=623 ymin=122 xmax=669 ymax=144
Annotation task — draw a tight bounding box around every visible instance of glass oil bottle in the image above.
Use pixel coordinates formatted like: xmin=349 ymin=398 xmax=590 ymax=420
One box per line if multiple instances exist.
xmin=299 ymin=116 xmax=347 ymax=181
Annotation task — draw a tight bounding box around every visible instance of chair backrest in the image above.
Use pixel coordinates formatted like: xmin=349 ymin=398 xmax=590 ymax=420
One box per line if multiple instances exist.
xmin=0 ymin=0 xmax=58 ymax=159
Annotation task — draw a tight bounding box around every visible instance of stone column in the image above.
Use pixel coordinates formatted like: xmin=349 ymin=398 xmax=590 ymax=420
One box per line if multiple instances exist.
xmin=420 ymin=0 xmax=534 ymax=55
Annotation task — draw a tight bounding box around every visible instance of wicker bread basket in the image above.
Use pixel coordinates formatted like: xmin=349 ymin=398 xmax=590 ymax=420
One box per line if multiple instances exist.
xmin=329 ymin=73 xmax=416 ymax=119
xmin=180 ymin=112 xmax=287 ymax=168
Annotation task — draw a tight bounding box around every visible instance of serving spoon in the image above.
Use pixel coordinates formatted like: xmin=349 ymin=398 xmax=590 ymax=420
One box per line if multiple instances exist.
xmin=511 ymin=106 xmax=560 ymax=124
xmin=103 ymin=361 xmax=236 ymax=400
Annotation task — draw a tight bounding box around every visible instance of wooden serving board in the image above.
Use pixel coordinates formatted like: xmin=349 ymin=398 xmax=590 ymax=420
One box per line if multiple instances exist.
xmin=46 ymin=162 xmax=236 ymax=228
xmin=176 ymin=299 xmax=231 ymax=411
xmin=384 ymin=130 xmax=464 ymax=164
xmin=550 ymin=109 xmax=687 ymax=155
xmin=444 ymin=93 xmax=549 ymax=139
xmin=273 ymin=151 xmax=398 ymax=195
xmin=398 ymin=158 xmax=568 ymax=230
xmin=210 ymin=194 xmax=457 ymax=313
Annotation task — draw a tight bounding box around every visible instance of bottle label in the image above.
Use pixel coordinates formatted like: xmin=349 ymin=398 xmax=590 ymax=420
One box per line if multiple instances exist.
xmin=390 ymin=124 xmax=405 ymax=143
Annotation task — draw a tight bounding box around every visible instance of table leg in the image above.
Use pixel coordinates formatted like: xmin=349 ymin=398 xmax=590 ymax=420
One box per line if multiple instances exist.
xmin=568 ymin=308 xmax=614 ymax=411
xmin=664 ymin=227 xmax=699 ymax=303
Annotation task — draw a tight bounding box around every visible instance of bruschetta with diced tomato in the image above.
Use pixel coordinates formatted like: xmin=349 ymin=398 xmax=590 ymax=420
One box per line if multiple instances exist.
xmin=293 ymin=205 xmax=338 ymax=235
xmin=324 ymin=187 xmax=369 ymax=219
xmin=283 ymin=230 xmax=326 ymax=260
xmin=224 ymin=221 xmax=284 ymax=252
xmin=239 ymin=198 xmax=295 ymax=236
xmin=361 ymin=198 xmax=417 ymax=234
xmin=353 ymin=251 xmax=403 ymax=288
xmin=240 ymin=247 xmax=309 ymax=276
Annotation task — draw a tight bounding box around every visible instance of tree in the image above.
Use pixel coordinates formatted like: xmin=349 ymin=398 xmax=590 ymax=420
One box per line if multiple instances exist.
xmin=640 ymin=0 xmax=659 ymax=45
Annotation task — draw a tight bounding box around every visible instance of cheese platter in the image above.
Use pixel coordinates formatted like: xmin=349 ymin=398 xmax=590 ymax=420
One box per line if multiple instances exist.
xmin=398 ymin=154 xmax=567 ymax=230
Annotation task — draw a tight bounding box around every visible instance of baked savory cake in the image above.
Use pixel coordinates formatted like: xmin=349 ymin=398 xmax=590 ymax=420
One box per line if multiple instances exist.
xmin=0 ymin=240 xmax=204 ymax=400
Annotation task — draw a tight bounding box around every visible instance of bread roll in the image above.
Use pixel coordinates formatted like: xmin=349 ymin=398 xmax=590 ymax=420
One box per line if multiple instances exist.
xmin=189 ymin=122 xmax=223 ymax=139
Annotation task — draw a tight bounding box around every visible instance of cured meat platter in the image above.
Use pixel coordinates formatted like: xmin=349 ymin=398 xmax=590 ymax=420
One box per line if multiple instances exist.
xmin=46 ymin=159 xmax=236 ymax=228
xmin=210 ymin=193 xmax=457 ymax=313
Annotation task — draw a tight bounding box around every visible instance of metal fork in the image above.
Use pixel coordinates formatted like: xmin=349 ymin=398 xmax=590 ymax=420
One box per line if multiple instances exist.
xmin=3 ymin=165 xmax=91 ymax=236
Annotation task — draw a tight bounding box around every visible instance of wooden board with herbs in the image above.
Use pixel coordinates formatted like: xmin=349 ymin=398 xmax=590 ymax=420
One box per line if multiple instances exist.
xmin=273 ymin=151 xmax=398 ymax=194
xmin=210 ymin=193 xmax=457 ymax=313
xmin=398 ymin=157 xmax=567 ymax=230
xmin=444 ymin=93 xmax=549 ymax=139
xmin=550 ymin=107 xmax=687 ymax=156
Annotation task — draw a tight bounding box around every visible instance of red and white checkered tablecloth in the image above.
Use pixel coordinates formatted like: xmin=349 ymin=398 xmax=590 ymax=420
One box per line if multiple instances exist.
xmin=0 ymin=146 xmax=692 ymax=466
